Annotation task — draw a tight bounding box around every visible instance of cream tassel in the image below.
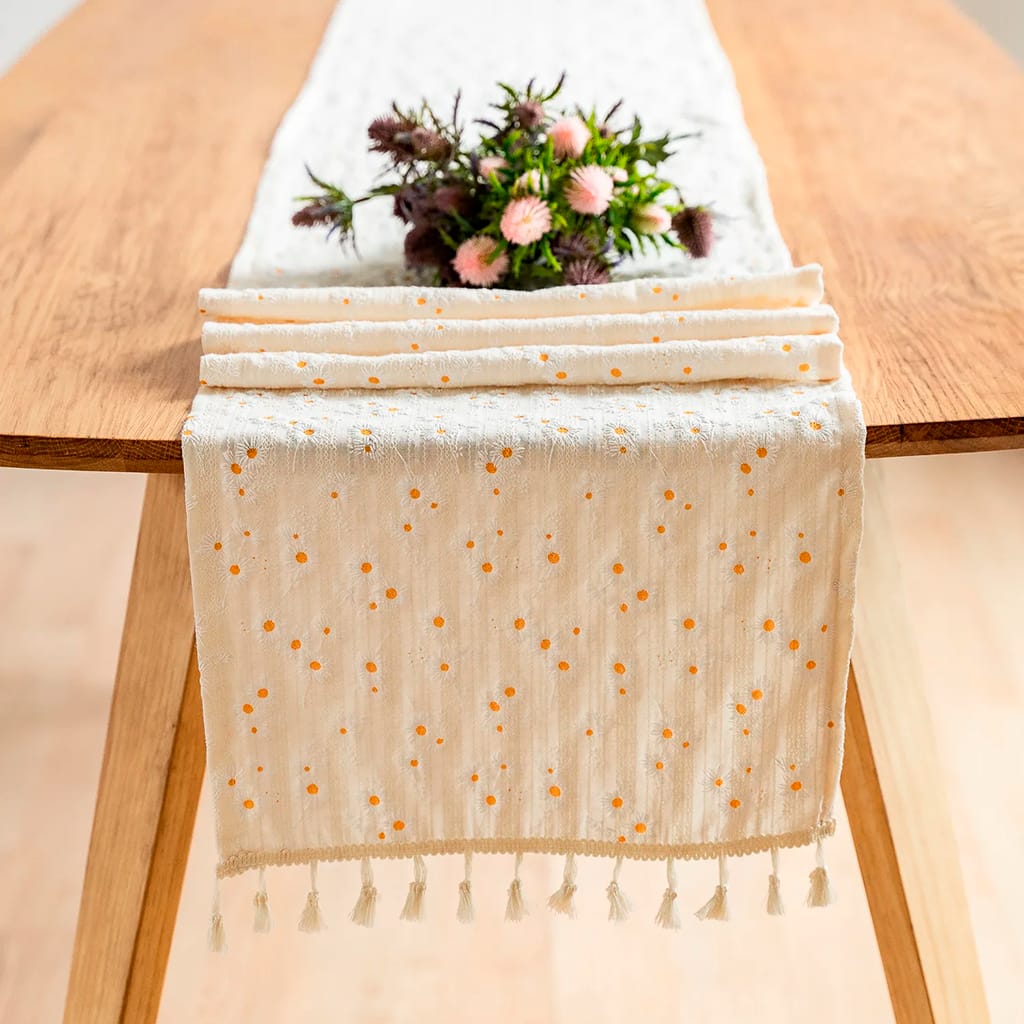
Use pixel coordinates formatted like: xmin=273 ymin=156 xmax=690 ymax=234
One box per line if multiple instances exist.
xmin=695 ymin=853 xmax=730 ymax=922
xmin=208 ymin=874 xmax=226 ymax=952
xmin=807 ymin=837 xmax=837 ymax=908
xmin=350 ymin=857 xmax=377 ymax=927
xmin=606 ymin=855 xmax=632 ymax=922
xmin=298 ymin=860 xmax=326 ymax=932
xmin=547 ymin=851 xmax=578 ymax=918
xmin=457 ymin=851 xmax=475 ymax=924
xmin=505 ymin=851 xmax=528 ymax=923
xmin=655 ymin=856 xmax=682 ymax=929
xmin=253 ymin=865 xmax=272 ymax=933
xmin=400 ymin=854 xmax=427 ymax=922
xmin=767 ymin=846 xmax=785 ymax=916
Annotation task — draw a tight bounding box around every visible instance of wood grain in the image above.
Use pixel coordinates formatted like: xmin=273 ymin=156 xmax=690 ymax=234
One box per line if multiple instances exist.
xmin=0 ymin=0 xmax=1021 ymax=472
xmin=843 ymin=464 xmax=990 ymax=1023
xmin=63 ymin=475 xmax=203 ymax=1024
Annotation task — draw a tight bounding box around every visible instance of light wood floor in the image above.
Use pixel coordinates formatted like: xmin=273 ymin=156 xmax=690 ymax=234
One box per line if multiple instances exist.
xmin=0 ymin=453 xmax=1020 ymax=1022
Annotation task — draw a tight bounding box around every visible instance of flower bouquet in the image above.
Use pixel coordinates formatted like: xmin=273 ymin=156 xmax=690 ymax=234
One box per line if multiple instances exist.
xmin=293 ymin=75 xmax=713 ymax=289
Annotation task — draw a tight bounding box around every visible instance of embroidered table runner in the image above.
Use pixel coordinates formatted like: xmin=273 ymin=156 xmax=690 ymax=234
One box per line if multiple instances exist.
xmin=182 ymin=0 xmax=865 ymax=938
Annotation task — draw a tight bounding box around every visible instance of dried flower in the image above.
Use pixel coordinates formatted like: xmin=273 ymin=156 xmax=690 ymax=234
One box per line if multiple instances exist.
xmin=292 ymin=204 xmax=337 ymax=228
xmin=565 ymin=165 xmax=615 ymax=216
xmin=409 ymin=127 xmax=452 ymax=162
xmin=433 ymin=184 xmax=473 ymax=216
xmin=478 ymin=156 xmax=509 ymax=180
xmin=632 ymin=203 xmax=672 ymax=235
xmin=452 ymin=236 xmax=509 ymax=286
xmin=563 ymin=257 xmax=611 ymax=285
xmin=548 ymin=116 xmax=590 ymax=159
xmin=404 ymin=224 xmax=450 ymax=269
xmin=672 ymin=206 xmax=714 ymax=258
xmin=500 ymin=196 xmax=552 ymax=245
xmin=552 ymin=232 xmax=598 ymax=259
xmin=513 ymin=100 xmax=545 ymax=129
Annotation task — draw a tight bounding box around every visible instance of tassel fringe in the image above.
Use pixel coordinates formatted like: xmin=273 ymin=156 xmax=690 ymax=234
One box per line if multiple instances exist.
xmin=350 ymin=857 xmax=378 ymax=928
xmin=654 ymin=857 xmax=682 ymax=929
xmin=298 ymin=861 xmax=326 ymax=932
xmin=606 ymin=855 xmax=631 ymax=922
xmin=695 ymin=853 xmax=730 ymax=922
xmin=767 ymin=846 xmax=785 ymax=916
xmin=457 ymin=852 xmax=475 ymax=923
xmin=253 ymin=865 xmax=272 ymax=933
xmin=210 ymin=839 xmax=836 ymax=938
xmin=807 ymin=838 xmax=837 ymax=908
xmin=547 ymin=852 xmax=578 ymax=918
xmin=505 ymin=852 xmax=527 ymax=922
xmin=208 ymin=874 xmax=226 ymax=952
xmin=400 ymin=854 xmax=427 ymax=922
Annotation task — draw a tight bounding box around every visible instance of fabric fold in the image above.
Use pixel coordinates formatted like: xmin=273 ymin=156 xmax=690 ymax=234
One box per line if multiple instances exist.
xmin=198 ymin=265 xmax=824 ymax=323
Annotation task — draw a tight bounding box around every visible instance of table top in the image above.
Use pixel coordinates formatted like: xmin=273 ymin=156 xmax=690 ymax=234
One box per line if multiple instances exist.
xmin=1 ymin=0 xmax=1022 ymax=473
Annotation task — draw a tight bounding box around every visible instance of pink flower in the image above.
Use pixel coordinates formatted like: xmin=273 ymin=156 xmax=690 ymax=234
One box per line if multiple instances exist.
xmin=565 ymin=166 xmax=615 ymax=216
xmin=500 ymin=196 xmax=552 ymax=245
xmin=548 ymin=116 xmax=590 ymax=159
xmin=514 ymin=169 xmax=548 ymax=194
xmin=610 ymin=167 xmax=629 ymax=182
xmin=452 ymin=236 xmax=509 ymax=286
xmin=478 ymin=155 xmax=509 ymax=179
xmin=632 ymin=203 xmax=672 ymax=235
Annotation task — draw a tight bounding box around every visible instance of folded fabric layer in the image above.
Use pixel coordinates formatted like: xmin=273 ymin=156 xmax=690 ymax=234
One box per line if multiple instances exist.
xmin=202 ymin=305 xmax=838 ymax=358
xmin=199 ymin=265 xmax=824 ymax=323
xmin=199 ymin=334 xmax=843 ymax=390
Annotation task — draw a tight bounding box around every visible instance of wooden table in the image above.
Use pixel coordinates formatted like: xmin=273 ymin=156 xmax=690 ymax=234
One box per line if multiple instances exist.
xmin=1 ymin=0 xmax=1021 ymax=1020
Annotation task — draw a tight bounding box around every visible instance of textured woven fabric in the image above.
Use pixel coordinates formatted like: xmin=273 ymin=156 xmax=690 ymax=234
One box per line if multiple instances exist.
xmin=182 ymin=0 xmax=865 ymax=925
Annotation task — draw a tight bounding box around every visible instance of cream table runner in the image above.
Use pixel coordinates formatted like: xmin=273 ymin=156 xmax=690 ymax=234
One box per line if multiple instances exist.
xmin=182 ymin=0 xmax=865 ymax=940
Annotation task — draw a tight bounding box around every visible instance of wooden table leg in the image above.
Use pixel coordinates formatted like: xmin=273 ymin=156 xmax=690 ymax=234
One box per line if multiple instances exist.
xmin=64 ymin=474 xmax=205 ymax=1024
xmin=842 ymin=464 xmax=989 ymax=1024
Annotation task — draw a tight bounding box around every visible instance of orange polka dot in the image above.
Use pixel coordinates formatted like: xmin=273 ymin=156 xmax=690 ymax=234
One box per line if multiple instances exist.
xmin=733 ymin=564 xmax=745 ymax=575
xmin=799 ymin=551 xmax=812 ymax=564
xmin=729 ymin=798 xmax=741 ymax=808
xmin=610 ymin=368 xmax=622 ymax=378
xmin=547 ymin=551 xmax=560 ymax=564
xmin=489 ymin=701 xmax=500 ymax=712
xmin=230 ymin=463 xmax=242 ymax=475
xmin=752 ymin=689 xmax=763 ymax=700
xmin=307 ymin=783 xmax=319 ymax=795
xmin=369 ymin=794 xmax=380 ymax=806
xmin=213 ymin=542 xmax=222 ymax=551
xmin=806 ymin=660 xmax=817 ymax=670
xmin=719 ymin=542 xmax=728 ymax=551
xmin=361 ymin=561 xmax=373 ymax=573
xmin=763 ymin=619 xmax=775 ymax=632
xmin=557 ymin=661 xmax=570 ymax=671
xmin=481 ymin=562 xmax=493 ymax=573
xmin=612 ymin=562 xmax=624 ymax=574
xmin=485 ymin=795 xmax=496 ymax=806
xmin=789 ymin=639 xmax=800 ymax=651
xmin=636 ymin=589 xmax=649 ymax=601
xmin=242 ymin=703 xmax=254 ymax=714
xmin=393 ymin=820 xmax=405 ymax=830
xmin=790 ymin=781 xmax=802 ymax=792
xmin=243 ymin=799 xmax=254 ymax=809
xmin=634 ymin=822 xmax=647 ymax=834
xmin=740 ymin=463 xmax=752 ymax=474
xmin=229 ymin=564 xmax=240 ymax=576
xmin=471 ymin=773 xmax=479 ymax=782
xmin=756 ymin=447 xmax=768 ymax=458
xmin=263 ymin=620 xmax=275 ymax=632
xmin=514 ymin=617 xmax=526 ymax=630
xmin=736 ymin=703 xmax=748 ymax=715
xmin=436 ymin=737 xmax=444 ymax=745
xmin=611 ymin=796 xmax=623 ymax=808
xmin=688 ymin=665 xmax=698 ymax=675
xmin=485 ymin=462 xmax=497 ymax=474
xmin=365 ymin=661 xmax=377 ymax=673
xmin=227 ymin=778 xmax=236 ymax=787
xmin=403 ymin=523 xmax=412 ymax=532
xmin=378 ymin=832 xmax=386 ymax=840
xmin=410 ymin=758 xmax=419 ymax=767
xmin=540 ymin=638 xmax=551 ymax=650
xmin=295 ymin=551 xmax=308 ymax=564
xmin=664 ymin=489 xmax=675 ymax=501
xmin=683 ymin=617 xmax=695 ymax=629
xmin=433 ymin=616 xmax=445 ymax=628
xmin=614 ymin=663 xmax=626 ymax=675
xmin=549 ymin=785 xmax=561 ymax=798
xmin=662 ymin=728 xmax=674 ymax=739
xmin=257 ymin=688 xmax=268 ymax=698
xmin=410 ymin=488 xmax=421 ymax=499
xmin=309 ymin=661 xmax=321 ymax=671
